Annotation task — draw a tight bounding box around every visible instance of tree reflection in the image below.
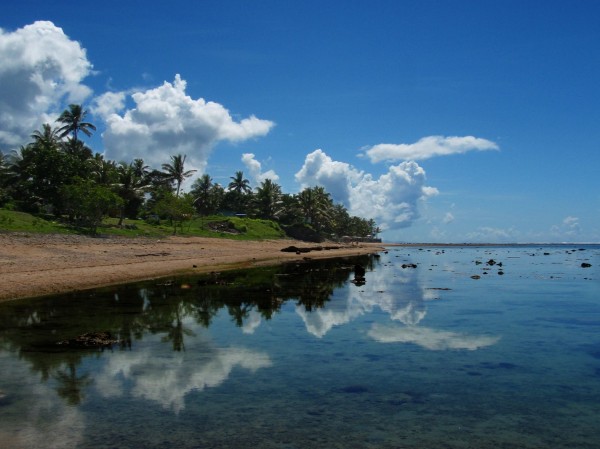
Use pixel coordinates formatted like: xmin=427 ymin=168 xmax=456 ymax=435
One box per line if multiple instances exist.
xmin=54 ymin=360 xmax=92 ymax=406
xmin=0 ymin=254 xmax=380 ymax=406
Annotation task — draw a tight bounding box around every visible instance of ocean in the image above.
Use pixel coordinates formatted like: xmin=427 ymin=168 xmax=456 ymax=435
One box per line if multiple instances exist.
xmin=0 ymin=245 xmax=598 ymax=448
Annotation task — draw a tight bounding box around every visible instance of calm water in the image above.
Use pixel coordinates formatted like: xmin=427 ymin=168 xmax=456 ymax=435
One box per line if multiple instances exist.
xmin=1 ymin=245 xmax=599 ymax=449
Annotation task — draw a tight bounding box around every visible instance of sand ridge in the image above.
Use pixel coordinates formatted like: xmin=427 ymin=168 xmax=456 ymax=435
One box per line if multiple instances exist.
xmin=0 ymin=233 xmax=384 ymax=302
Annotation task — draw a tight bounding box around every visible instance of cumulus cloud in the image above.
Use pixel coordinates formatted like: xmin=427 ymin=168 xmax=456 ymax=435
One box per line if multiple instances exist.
xmin=91 ymin=91 xmax=126 ymax=119
xmin=101 ymin=74 xmax=274 ymax=173
xmin=241 ymin=153 xmax=279 ymax=185
xmin=0 ymin=21 xmax=93 ymax=149
xmin=363 ymin=135 xmax=499 ymax=163
xmin=296 ymin=149 xmax=438 ymax=230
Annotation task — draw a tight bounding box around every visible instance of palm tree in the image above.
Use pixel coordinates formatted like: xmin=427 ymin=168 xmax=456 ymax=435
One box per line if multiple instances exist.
xmin=296 ymin=186 xmax=333 ymax=231
xmin=226 ymin=170 xmax=252 ymax=214
xmin=228 ymin=171 xmax=252 ymax=194
xmin=254 ymin=178 xmax=283 ymax=220
xmin=30 ymin=123 xmax=60 ymax=150
xmin=191 ymin=174 xmax=217 ymax=216
xmin=115 ymin=162 xmax=149 ymax=226
xmin=161 ymin=154 xmax=197 ymax=197
xmin=88 ymin=154 xmax=117 ymax=186
xmin=131 ymin=158 xmax=150 ymax=179
xmin=56 ymin=104 xmax=96 ymax=141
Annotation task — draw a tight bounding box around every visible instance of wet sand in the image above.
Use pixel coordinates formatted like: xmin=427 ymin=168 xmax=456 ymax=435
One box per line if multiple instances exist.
xmin=0 ymin=233 xmax=384 ymax=302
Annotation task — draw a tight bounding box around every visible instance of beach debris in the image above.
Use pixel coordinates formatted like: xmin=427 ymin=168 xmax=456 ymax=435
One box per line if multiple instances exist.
xmin=471 ymin=275 xmax=481 ymax=280
xmin=401 ymin=263 xmax=418 ymax=269
xmin=581 ymin=263 xmax=592 ymax=268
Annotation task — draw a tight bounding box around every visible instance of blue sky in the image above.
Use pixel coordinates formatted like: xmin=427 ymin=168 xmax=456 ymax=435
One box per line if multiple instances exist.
xmin=1 ymin=0 xmax=599 ymax=243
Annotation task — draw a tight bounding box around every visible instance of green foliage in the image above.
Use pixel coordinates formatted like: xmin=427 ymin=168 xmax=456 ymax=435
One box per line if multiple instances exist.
xmin=61 ymin=178 xmax=123 ymax=234
xmin=4 ymin=105 xmax=379 ymax=241
xmin=152 ymin=192 xmax=195 ymax=235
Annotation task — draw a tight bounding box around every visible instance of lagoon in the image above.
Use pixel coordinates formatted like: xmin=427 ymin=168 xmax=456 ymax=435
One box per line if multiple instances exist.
xmin=0 ymin=245 xmax=599 ymax=448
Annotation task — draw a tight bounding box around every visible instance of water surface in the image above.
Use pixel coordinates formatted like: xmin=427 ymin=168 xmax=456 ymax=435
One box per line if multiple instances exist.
xmin=1 ymin=245 xmax=599 ymax=448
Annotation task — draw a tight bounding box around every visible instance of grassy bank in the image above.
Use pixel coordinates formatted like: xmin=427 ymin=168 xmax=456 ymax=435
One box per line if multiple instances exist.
xmin=0 ymin=209 xmax=287 ymax=240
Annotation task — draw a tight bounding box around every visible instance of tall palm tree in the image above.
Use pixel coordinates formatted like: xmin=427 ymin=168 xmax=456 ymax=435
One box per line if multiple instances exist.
xmin=30 ymin=123 xmax=60 ymax=150
xmin=131 ymin=158 xmax=150 ymax=179
xmin=226 ymin=170 xmax=252 ymax=214
xmin=227 ymin=170 xmax=252 ymax=194
xmin=296 ymin=186 xmax=333 ymax=231
xmin=161 ymin=154 xmax=197 ymax=196
xmin=56 ymin=104 xmax=96 ymax=141
xmin=115 ymin=162 xmax=148 ymax=226
xmin=254 ymin=178 xmax=283 ymax=220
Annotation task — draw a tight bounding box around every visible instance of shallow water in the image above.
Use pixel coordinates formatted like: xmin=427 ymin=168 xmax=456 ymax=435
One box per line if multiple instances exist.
xmin=0 ymin=245 xmax=599 ymax=448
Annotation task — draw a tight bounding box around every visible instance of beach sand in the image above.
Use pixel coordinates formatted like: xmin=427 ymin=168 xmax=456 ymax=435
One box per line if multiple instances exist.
xmin=0 ymin=233 xmax=384 ymax=302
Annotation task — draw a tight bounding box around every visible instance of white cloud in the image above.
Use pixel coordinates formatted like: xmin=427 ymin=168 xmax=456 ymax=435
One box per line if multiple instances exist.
xmin=442 ymin=212 xmax=455 ymax=224
xmin=550 ymin=215 xmax=581 ymax=238
xmin=466 ymin=226 xmax=517 ymax=242
xmin=102 ymin=74 xmax=275 ymax=173
xmin=368 ymin=324 xmax=500 ymax=351
xmin=363 ymin=135 xmax=499 ymax=163
xmin=241 ymin=153 xmax=279 ymax=185
xmin=91 ymin=91 xmax=126 ymax=119
xmin=0 ymin=21 xmax=93 ymax=149
xmin=296 ymin=149 xmax=438 ymax=231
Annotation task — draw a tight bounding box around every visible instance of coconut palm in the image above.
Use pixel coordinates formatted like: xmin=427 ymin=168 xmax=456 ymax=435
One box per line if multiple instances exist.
xmin=131 ymin=158 xmax=150 ymax=179
xmin=227 ymin=170 xmax=252 ymax=195
xmin=253 ymin=178 xmax=283 ymax=220
xmin=161 ymin=154 xmax=197 ymax=197
xmin=226 ymin=171 xmax=252 ymax=214
xmin=115 ymin=162 xmax=149 ymax=226
xmin=56 ymin=104 xmax=96 ymax=141
xmin=296 ymin=186 xmax=333 ymax=231
xmin=30 ymin=123 xmax=61 ymax=150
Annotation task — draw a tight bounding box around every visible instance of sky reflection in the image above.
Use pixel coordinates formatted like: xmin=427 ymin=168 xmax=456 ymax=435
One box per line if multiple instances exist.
xmin=95 ymin=319 xmax=272 ymax=413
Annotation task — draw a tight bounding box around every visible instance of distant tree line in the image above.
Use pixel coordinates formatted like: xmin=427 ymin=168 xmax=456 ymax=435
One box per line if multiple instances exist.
xmin=0 ymin=104 xmax=379 ymax=239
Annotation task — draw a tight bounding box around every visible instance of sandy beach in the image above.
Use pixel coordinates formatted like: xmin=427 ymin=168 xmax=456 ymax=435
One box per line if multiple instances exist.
xmin=0 ymin=233 xmax=384 ymax=302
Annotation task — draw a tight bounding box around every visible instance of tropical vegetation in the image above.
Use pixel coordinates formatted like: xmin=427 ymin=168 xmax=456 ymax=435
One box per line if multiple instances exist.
xmin=0 ymin=105 xmax=380 ymax=241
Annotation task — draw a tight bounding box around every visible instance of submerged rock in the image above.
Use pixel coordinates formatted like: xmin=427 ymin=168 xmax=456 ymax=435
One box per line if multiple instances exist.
xmin=57 ymin=332 xmax=120 ymax=348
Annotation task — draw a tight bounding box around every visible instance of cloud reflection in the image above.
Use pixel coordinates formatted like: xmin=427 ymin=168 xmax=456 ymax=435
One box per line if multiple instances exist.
xmin=368 ymin=324 xmax=500 ymax=350
xmin=95 ymin=321 xmax=271 ymax=413
xmin=296 ymin=261 xmax=432 ymax=337
xmin=0 ymin=353 xmax=85 ymax=449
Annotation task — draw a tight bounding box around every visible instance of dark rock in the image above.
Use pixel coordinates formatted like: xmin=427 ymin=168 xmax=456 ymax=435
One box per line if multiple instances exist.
xmin=57 ymin=332 xmax=120 ymax=348
xmin=354 ymin=264 xmax=366 ymax=277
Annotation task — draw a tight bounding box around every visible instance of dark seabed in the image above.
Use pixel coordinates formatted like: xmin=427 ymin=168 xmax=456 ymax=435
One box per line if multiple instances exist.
xmin=0 ymin=245 xmax=599 ymax=448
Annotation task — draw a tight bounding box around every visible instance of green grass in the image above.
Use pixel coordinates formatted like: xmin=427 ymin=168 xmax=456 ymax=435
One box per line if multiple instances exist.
xmin=0 ymin=209 xmax=71 ymax=233
xmin=0 ymin=209 xmax=287 ymax=240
